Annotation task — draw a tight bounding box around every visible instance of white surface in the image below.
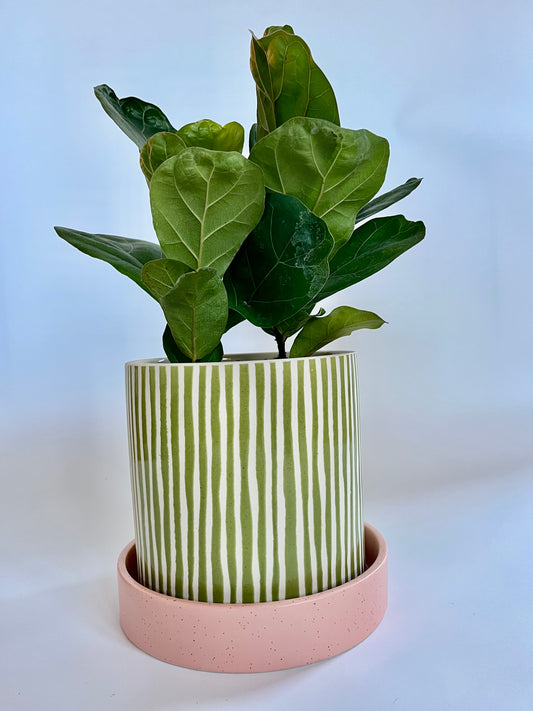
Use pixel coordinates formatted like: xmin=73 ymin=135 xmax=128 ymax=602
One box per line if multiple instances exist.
xmin=1 ymin=425 xmax=531 ymax=710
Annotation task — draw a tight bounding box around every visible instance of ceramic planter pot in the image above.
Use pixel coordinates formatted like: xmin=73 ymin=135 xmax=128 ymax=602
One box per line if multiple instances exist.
xmin=125 ymin=351 xmax=365 ymax=604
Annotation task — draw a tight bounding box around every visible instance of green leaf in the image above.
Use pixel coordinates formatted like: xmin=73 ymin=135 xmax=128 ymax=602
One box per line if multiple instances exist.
xmin=141 ymin=258 xmax=191 ymax=300
xmin=140 ymin=132 xmax=187 ymax=182
xmin=290 ymin=306 xmax=386 ymax=358
xmin=54 ymin=226 xmax=163 ymax=297
xmin=225 ymin=192 xmax=334 ymax=327
xmin=160 ymin=269 xmax=228 ymax=361
xmin=162 ymin=325 xmax=223 ymax=363
xmin=317 ymin=215 xmax=426 ymax=300
xmin=249 ymin=123 xmax=258 ymax=152
xmin=356 ymin=178 xmax=422 ymax=223
xmin=94 ymin=84 xmax=175 ymax=149
xmin=263 ymin=25 xmax=295 ymax=35
xmin=150 ymin=147 xmax=265 ymax=276
xmin=249 ymin=117 xmax=389 ymax=251
xmin=250 ymin=28 xmax=339 ymax=139
xmin=176 ymin=119 xmax=245 ymax=152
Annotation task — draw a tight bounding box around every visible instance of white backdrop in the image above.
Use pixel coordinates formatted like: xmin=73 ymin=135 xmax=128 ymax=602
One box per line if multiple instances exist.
xmin=1 ymin=1 xmax=531 ymax=708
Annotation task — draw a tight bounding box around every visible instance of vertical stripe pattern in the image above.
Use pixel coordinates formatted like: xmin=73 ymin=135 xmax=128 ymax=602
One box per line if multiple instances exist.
xmin=125 ymin=352 xmax=365 ymax=603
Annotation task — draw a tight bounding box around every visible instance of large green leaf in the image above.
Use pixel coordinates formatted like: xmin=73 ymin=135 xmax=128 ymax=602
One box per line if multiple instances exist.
xmin=140 ymin=132 xmax=188 ymax=182
xmin=356 ymin=177 xmax=422 ymax=223
xmin=54 ymin=226 xmax=163 ymax=297
xmin=176 ymin=119 xmax=245 ymax=153
xmin=249 ymin=117 xmax=389 ymax=251
xmin=141 ymin=258 xmax=191 ymax=300
xmin=94 ymin=84 xmax=175 ymax=149
xmin=225 ymin=192 xmax=334 ymax=327
xmin=162 ymin=325 xmax=223 ymax=363
xmin=150 ymin=147 xmax=265 ymax=276
xmin=160 ymin=269 xmax=228 ymax=361
xmin=250 ymin=27 xmax=339 ymax=139
xmin=290 ymin=306 xmax=386 ymax=358
xmin=317 ymin=215 xmax=426 ymax=300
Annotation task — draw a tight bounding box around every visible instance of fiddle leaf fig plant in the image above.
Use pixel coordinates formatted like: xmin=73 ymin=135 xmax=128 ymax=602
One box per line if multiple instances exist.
xmin=56 ymin=24 xmax=426 ymax=362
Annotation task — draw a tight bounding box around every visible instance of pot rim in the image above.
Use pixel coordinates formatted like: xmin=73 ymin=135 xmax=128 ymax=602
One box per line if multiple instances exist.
xmin=125 ymin=350 xmax=356 ymax=367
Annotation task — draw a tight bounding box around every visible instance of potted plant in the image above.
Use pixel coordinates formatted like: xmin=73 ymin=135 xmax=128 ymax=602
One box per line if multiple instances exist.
xmin=55 ymin=24 xmax=425 ymax=673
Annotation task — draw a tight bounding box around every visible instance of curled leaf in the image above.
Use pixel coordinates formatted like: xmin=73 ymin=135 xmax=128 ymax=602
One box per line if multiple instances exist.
xmin=290 ymin=305 xmax=386 ymax=358
xmin=140 ymin=132 xmax=187 ymax=182
xmin=94 ymin=84 xmax=175 ymax=149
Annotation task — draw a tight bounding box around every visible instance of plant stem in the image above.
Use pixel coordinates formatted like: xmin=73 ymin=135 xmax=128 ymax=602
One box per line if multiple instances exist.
xmin=273 ymin=328 xmax=287 ymax=359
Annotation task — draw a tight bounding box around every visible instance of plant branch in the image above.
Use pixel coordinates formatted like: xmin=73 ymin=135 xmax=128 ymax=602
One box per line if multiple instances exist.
xmin=273 ymin=328 xmax=287 ymax=359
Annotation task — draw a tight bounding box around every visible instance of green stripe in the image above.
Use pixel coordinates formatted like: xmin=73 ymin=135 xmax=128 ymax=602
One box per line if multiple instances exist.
xmin=148 ymin=366 xmax=163 ymax=592
xmin=339 ymin=356 xmax=350 ymax=582
xmin=310 ymin=358 xmax=323 ymax=590
xmin=183 ymin=367 xmax=195 ymax=599
xmin=224 ymin=365 xmax=237 ymax=602
xmin=320 ymin=357 xmax=333 ymax=589
xmin=169 ymin=367 xmax=184 ymax=596
xmin=140 ymin=367 xmax=154 ymax=588
xmin=331 ymin=357 xmax=342 ymax=587
xmin=255 ymin=363 xmax=267 ymax=602
xmin=239 ymin=365 xmax=254 ymax=602
xmin=159 ymin=367 xmax=171 ymax=592
xmin=210 ymin=367 xmax=224 ymax=602
xmin=197 ymin=367 xmax=208 ymax=602
xmin=283 ymin=364 xmax=299 ymax=599
xmin=297 ymin=362 xmax=313 ymax=595
xmin=270 ymin=361 xmax=280 ymax=601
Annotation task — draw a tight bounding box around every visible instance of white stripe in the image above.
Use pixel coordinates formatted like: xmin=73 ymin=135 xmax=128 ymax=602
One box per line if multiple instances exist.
xmin=166 ymin=366 xmax=176 ymax=597
xmin=346 ymin=356 xmax=355 ymax=580
xmin=304 ymin=359 xmax=318 ymax=593
xmin=177 ymin=366 xmax=188 ymax=598
xmin=337 ymin=357 xmax=346 ymax=585
xmin=205 ymin=366 xmax=213 ymax=602
xmin=316 ymin=360 xmax=328 ymax=591
xmin=191 ymin=366 xmax=201 ymax=600
xmin=154 ymin=366 xmax=167 ymax=593
xmin=247 ymin=364 xmax=260 ymax=602
xmin=233 ymin=364 xmax=243 ymax=603
xmin=290 ymin=361 xmax=305 ymax=597
xmin=263 ymin=363 xmax=274 ymax=601
xmin=145 ymin=367 xmax=159 ymax=591
xmin=354 ymin=356 xmax=365 ymax=573
xmin=219 ymin=365 xmax=230 ymax=602
xmin=275 ymin=363 xmax=286 ymax=599
xmin=127 ymin=368 xmax=142 ymax=581
xmin=327 ymin=358 xmax=337 ymax=587
xmin=137 ymin=367 xmax=151 ymax=588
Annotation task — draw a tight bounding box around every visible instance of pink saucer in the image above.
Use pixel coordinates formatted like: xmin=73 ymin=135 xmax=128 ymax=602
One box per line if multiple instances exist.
xmin=117 ymin=522 xmax=388 ymax=673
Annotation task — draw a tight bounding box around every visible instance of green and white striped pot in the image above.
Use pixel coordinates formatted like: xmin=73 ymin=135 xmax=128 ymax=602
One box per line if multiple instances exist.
xmin=125 ymin=351 xmax=365 ymax=604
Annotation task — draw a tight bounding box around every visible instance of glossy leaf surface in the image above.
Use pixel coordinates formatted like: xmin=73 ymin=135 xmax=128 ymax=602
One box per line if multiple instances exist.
xmin=140 ymin=132 xmax=187 ymax=182
xmin=290 ymin=306 xmax=385 ymax=357
xmin=176 ymin=119 xmax=245 ymax=153
xmin=250 ymin=117 xmax=389 ymax=251
xmin=226 ymin=192 xmax=334 ymax=327
xmin=141 ymin=258 xmax=191 ymax=300
xmin=54 ymin=226 xmax=163 ymax=297
xmin=162 ymin=325 xmax=223 ymax=363
xmin=250 ymin=27 xmax=339 ymax=139
xmin=94 ymin=84 xmax=175 ymax=149
xmin=150 ymin=147 xmax=265 ymax=276
xmin=160 ymin=269 xmax=228 ymax=361
xmin=317 ymin=215 xmax=426 ymax=300
xmin=356 ymin=177 xmax=422 ymax=223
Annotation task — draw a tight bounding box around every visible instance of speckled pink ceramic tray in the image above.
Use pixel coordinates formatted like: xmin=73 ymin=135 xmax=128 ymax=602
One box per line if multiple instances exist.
xmin=117 ymin=522 xmax=387 ymax=673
